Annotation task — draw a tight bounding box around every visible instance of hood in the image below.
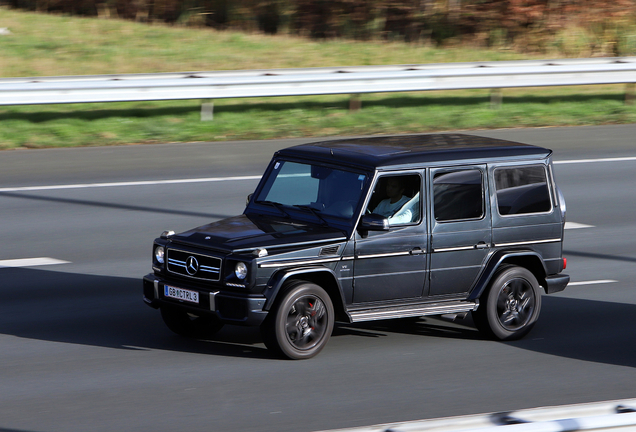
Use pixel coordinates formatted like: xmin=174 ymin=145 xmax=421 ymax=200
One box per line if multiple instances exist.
xmin=170 ymin=214 xmax=347 ymax=253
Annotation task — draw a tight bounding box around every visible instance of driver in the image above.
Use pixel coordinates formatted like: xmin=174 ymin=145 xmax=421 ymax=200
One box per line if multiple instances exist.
xmin=373 ymin=177 xmax=410 ymax=218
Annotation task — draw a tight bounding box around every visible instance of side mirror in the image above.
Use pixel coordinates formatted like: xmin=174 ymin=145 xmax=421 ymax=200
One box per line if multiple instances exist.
xmin=246 ymin=193 xmax=253 ymax=207
xmin=359 ymin=214 xmax=390 ymax=232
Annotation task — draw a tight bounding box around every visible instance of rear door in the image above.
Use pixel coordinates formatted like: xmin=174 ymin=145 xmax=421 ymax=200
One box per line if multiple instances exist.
xmin=428 ymin=165 xmax=491 ymax=297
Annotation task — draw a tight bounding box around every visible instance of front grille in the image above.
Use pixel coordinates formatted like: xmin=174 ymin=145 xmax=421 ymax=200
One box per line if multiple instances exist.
xmin=166 ymin=248 xmax=222 ymax=282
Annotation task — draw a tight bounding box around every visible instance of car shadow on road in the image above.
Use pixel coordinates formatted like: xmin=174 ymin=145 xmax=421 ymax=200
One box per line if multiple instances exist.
xmin=0 ymin=267 xmax=273 ymax=360
xmin=2 ymin=267 xmax=635 ymax=366
xmin=505 ymin=295 xmax=636 ymax=368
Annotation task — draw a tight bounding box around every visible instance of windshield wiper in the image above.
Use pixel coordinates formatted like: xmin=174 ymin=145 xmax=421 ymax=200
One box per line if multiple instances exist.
xmin=294 ymin=205 xmax=329 ymax=226
xmin=255 ymin=200 xmax=291 ymax=218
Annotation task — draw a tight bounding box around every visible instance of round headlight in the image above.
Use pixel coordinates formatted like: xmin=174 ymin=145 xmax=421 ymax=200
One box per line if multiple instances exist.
xmin=235 ymin=262 xmax=248 ymax=280
xmin=154 ymin=246 xmax=165 ymax=264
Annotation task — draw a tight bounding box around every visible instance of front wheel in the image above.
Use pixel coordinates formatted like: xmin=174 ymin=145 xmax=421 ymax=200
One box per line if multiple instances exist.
xmin=261 ymin=281 xmax=334 ymax=360
xmin=473 ymin=266 xmax=542 ymax=341
xmin=160 ymin=306 xmax=224 ymax=339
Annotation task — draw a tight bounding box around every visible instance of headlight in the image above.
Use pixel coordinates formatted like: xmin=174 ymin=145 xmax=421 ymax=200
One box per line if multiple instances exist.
xmin=235 ymin=262 xmax=248 ymax=280
xmin=154 ymin=246 xmax=165 ymax=264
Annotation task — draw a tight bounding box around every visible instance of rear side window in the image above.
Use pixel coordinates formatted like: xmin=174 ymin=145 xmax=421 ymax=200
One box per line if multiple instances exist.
xmin=495 ymin=166 xmax=551 ymax=215
xmin=433 ymin=169 xmax=484 ymax=222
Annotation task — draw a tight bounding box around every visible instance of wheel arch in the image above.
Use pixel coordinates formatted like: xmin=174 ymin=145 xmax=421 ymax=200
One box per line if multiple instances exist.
xmin=264 ymin=267 xmax=350 ymax=323
xmin=468 ymin=250 xmax=548 ymax=301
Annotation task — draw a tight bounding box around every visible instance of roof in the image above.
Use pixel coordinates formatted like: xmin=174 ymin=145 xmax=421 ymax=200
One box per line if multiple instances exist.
xmin=276 ymin=134 xmax=552 ymax=169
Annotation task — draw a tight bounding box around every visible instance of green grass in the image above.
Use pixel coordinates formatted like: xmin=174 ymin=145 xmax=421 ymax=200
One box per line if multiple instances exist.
xmin=1 ymin=8 xmax=636 ymax=149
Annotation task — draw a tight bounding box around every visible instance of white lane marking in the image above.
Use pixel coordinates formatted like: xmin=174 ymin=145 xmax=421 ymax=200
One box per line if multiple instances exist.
xmin=569 ymin=279 xmax=618 ymax=286
xmin=565 ymin=222 xmax=594 ymax=229
xmin=1 ymin=155 xmax=635 ymax=193
xmin=0 ymin=175 xmax=261 ymax=193
xmin=555 ymin=156 xmax=636 ymax=164
xmin=0 ymin=257 xmax=71 ymax=268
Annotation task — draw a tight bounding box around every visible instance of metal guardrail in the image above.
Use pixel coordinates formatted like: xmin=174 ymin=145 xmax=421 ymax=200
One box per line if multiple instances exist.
xmin=1 ymin=57 xmax=636 ymax=118
xmin=316 ymin=398 xmax=636 ymax=432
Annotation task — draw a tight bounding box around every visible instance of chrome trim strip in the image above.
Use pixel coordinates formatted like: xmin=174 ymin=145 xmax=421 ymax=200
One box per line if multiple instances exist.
xmin=433 ymin=245 xmax=475 ymax=253
xmin=258 ymin=257 xmax=341 ymax=268
xmin=357 ymin=251 xmax=412 ymax=259
xmin=494 ymin=238 xmax=562 ymax=248
xmin=234 ymin=238 xmax=347 ymax=253
xmin=431 ymin=264 xmax=482 ymax=272
xmin=354 ymin=269 xmax=426 ymax=279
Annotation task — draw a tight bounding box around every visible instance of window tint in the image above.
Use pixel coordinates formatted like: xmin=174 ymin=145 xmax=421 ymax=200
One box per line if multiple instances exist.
xmin=495 ymin=166 xmax=551 ymax=215
xmin=433 ymin=169 xmax=484 ymax=221
xmin=366 ymin=174 xmax=421 ymax=225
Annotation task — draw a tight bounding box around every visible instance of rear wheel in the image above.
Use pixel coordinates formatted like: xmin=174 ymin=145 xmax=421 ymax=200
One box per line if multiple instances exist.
xmin=261 ymin=281 xmax=334 ymax=360
xmin=473 ymin=266 xmax=541 ymax=341
xmin=160 ymin=305 xmax=224 ymax=338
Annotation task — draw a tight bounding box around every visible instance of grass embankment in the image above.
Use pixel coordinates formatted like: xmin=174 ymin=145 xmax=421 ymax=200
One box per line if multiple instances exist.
xmin=1 ymin=8 xmax=635 ymax=149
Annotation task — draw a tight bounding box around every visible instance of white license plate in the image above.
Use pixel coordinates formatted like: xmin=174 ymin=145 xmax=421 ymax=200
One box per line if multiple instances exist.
xmin=164 ymin=285 xmax=199 ymax=304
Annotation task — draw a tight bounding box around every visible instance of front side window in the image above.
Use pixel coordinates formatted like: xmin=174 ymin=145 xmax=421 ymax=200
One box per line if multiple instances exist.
xmin=495 ymin=165 xmax=551 ymax=215
xmin=433 ymin=169 xmax=484 ymax=222
xmin=255 ymin=161 xmax=367 ymax=219
xmin=366 ymin=174 xmax=421 ymax=225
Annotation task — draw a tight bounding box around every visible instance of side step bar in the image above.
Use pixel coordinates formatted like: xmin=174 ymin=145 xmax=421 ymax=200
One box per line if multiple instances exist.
xmin=348 ymin=300 xmax=478 ymax=323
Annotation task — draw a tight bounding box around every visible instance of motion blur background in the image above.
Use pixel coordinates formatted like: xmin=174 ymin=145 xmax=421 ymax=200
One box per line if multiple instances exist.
xmin=5 ymin=0 xmax=636 ymax=57
xmin=3 ymin=2 xmax=636 ymax=432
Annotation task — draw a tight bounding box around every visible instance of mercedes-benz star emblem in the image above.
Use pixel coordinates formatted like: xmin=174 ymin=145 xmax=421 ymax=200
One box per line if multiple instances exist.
xmin=185 ymin=256 xmax=199 ymax=275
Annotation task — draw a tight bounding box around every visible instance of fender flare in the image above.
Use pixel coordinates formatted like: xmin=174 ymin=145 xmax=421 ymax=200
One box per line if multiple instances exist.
xmin=263 ymin=266 xmax=349 ymax=319
xmin=467 ymin=249 xmax=548 ymax=301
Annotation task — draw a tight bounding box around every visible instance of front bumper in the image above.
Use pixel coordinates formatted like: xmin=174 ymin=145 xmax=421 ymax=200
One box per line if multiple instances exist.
xmin=143 ymin=274 xmax=268 ymax=326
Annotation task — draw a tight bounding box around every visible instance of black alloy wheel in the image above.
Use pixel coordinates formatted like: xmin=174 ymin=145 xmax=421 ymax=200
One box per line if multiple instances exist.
xmin=261 ymin=281 xmax=334 ymax=360
xmin=473 ymin=265 xmax=542 ymax=341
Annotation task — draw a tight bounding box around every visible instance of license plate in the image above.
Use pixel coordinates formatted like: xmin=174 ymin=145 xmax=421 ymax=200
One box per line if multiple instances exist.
xmin=164 ymin=285 xmax=199 ymax=304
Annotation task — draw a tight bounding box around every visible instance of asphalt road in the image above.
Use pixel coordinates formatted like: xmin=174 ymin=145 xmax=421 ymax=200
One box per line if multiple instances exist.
xmin=1 ymin=125 xmax=636 ymax=432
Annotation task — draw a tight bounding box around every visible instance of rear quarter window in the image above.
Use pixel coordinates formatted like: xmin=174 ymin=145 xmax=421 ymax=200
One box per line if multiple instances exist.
xmin=495 ymin=165 xmax=551 ymax=216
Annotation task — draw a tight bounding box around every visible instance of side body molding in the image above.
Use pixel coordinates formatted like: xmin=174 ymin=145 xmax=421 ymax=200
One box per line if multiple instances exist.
xmin=467 ymin=249 xmax=548 ymax=301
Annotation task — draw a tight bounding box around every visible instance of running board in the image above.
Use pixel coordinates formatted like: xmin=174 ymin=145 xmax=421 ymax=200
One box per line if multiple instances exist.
xmin=348 ymin=300 xmax=478 ymax=323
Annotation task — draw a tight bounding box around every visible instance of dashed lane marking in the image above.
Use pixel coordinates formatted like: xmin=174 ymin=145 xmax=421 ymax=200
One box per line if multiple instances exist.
xmin=565 ymin=222 xmax=594 ymax=229
xmin=0 ymin=258 xmax=71 ymax=268
xmin=0 ymin=176 xmax=262 ymax=193
xmin=2 ymin=155 xmax=636 ymax=193
xmin=555 ymin=156 xmax=636 ymax=165
xmin=568 ymin=279 xmax=618 ymax=286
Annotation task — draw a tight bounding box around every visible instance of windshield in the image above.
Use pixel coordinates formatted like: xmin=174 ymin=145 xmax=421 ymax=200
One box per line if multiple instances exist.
xmin=255 ymin=160 xmax=368 ymax=220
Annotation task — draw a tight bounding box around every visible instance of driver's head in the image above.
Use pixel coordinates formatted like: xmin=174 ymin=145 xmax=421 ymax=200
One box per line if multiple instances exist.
xmin=385 ymin=177 xmax=405 ymax=201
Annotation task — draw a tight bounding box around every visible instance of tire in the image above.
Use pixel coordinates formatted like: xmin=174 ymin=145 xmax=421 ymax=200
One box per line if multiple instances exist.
xmin=160 ymin=305 xmax=224 ymax=339
xmin=472 ymin=265 xmax=542 ymax=341
xmin=261 ymin=281 xmax=334 ymax=360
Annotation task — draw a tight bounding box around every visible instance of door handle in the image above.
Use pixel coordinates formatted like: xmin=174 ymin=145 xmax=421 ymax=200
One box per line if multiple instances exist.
xmin=410 ymin=248 xmax=426 ymax=255
xmin=475 ymin=242 xmax=490 ymax=249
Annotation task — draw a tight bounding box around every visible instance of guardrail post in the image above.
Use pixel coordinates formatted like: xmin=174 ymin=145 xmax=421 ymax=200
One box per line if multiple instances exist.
xmin=349 ymin=94 xmax=361 ymax=112
xmin=625 ymin=83 xmax=635 ymax=105
xmin=201 ymin=99 xmax=214 ymax=121
xmin=490 ymin=88 xmax=503 ymax=109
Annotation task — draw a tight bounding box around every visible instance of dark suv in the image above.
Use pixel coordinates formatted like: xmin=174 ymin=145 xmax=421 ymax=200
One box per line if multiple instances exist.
xmin=143 ymin=134 xmax=569 ymax=359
